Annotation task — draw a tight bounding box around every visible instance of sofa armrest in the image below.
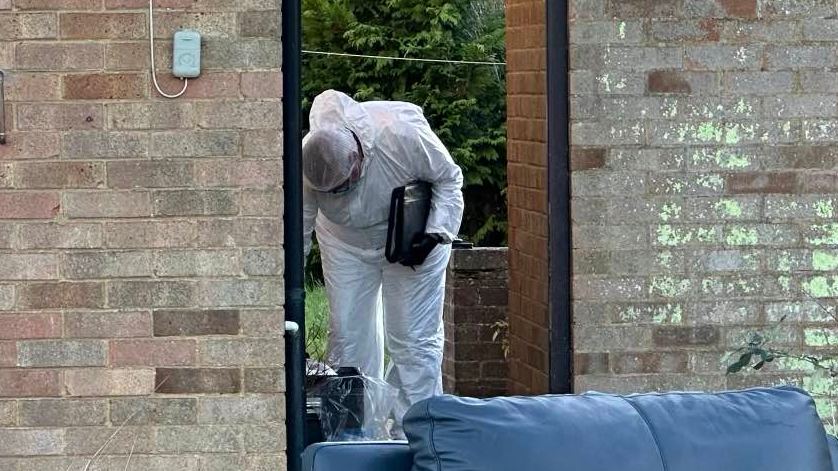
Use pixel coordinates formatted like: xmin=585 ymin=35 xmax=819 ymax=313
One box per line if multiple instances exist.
xmin=302 ymin=441 xmax=412 ymax=471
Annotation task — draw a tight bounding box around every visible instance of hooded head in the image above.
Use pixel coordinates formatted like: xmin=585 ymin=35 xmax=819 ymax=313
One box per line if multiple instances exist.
xmin=303 ymin=127 xmax=363 ymax=193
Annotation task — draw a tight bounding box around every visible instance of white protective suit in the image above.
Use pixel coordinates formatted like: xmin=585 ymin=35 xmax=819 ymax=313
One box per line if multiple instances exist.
xmin=303 ymin=90 xmax=464 ymax=429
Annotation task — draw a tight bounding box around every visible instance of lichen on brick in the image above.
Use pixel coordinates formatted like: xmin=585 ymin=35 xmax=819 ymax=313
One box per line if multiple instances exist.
xmin=815 ymin=200 xmax=835 ymax=219
xmin=656 ymin=224 xmax=695 ymax=247
xmin=733 ymin=98 xmax=754 ymax=116
xmin=658 ymin=251 xmax=674 ymax=268
xmin=812 ymin=251 xmax=838 ymax=271
xmin=725 ymin=227 xmax=759 ymax=246
xmin=805 ymin=329 xmax=838 ymax=347
xmin=693 ymin=149 xmax=751 ymax=170
xmin=696 ymin=174 xmax=724 ymax=191
xmin=715 ymin=199 xmax=743 ymax=218
xmin=650 ymin=276 xmax=692 ymax=298
xmin=652 ymin=304 xmax=683 ymax=323
xmin=778 ymin=276 xmax=792 ymax=291
xmin=803 ymin=276 xmax=838 ymax=298
xmin=659 ymin=202 xmax=682 ymax=222
xmin=807 ymin=223 xmax=838 ymax=246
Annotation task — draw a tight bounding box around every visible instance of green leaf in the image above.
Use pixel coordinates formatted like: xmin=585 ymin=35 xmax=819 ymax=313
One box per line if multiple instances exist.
xmin=739 ymin=352 xmax=753 ymax=366
xmin=727 ymin=362 xmax=745 ymax=375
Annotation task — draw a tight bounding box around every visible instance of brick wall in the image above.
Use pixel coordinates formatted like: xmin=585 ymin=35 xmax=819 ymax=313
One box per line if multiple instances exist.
xmin=571 ymin=0 xmax=838 ymax=416
xmin=0 ymin=1 xmax=284 ymax=469
xmin=443 ymin=247 xmax=508 ymax=398
xmin=506 ymin=0 xmax=550 ymax=395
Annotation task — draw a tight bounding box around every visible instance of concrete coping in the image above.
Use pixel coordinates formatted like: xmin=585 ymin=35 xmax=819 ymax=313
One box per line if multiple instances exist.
xmin=449 ymin=246 xmax=508 ymax=271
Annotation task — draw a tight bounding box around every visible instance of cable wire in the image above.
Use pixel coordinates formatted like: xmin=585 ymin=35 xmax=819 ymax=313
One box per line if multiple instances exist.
xmin=302 ymin=50 xmax=506 ymax=66
xmin=149 ymin=0 xmax=188 ymax=98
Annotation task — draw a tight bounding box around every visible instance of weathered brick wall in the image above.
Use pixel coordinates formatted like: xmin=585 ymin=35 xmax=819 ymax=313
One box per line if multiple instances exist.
xmin=0 ymin=1 xmax=284 ymax=469
xmin=571 ymin=0 xmax=838 ymax=416
xmin=443 ymin=247 xmax=508 ymax=398
xmin=506 ymin=0 xmax=550 ymax=395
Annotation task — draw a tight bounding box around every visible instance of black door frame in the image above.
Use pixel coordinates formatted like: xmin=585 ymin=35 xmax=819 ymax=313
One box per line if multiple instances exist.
xmin=546 ymin=0 xmax=573 ymax=394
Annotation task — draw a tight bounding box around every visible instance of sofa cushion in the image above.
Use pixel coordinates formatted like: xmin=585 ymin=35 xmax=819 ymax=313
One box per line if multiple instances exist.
xmin=406 ymin=393 xmax=666 ymax=471
xmin=302 ymin=441 xmax=412 ymax=471
xmin=404 ymin=386 xmax=832 ymax=471
xmin=624 ymin=387 xmax=831 ymax=471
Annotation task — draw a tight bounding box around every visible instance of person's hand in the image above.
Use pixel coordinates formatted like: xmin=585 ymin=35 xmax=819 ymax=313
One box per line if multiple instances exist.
xmin=402 ymin=233 xmax=442 ymax=267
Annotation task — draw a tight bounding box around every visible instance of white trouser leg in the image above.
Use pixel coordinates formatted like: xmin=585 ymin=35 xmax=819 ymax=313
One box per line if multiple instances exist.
xmin=317 ymin=227 xmax=385 ymax=380
xmin=382 ymin=244 xmax=451 ymax=429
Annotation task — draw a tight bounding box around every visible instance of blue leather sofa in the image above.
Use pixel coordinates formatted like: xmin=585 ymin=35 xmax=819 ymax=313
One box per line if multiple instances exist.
xmin=303 ymin=386 xmax=838 ymax=471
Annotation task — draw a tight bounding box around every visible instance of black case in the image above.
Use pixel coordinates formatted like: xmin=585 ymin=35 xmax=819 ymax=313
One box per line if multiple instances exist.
xmin=385 ymin=181 xmax=433 ymax=264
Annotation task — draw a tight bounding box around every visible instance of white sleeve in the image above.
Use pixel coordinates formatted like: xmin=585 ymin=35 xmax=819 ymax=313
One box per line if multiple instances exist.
xmin=407 ymin=124 xmax=465 ymax=244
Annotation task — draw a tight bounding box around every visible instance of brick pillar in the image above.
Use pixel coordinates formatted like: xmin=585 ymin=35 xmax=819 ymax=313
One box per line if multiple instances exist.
xmin=443 ymin=247 xmax=509 ymax=398
xmin=506 ymin=0 xmax=550 ymax=395
xmin=0 ymin=2 xmax=284 ymax=468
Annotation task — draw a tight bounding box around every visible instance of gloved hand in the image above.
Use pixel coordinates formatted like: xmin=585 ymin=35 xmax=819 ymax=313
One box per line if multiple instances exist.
xmin=401 ymin=233 xmax=441 ymax=267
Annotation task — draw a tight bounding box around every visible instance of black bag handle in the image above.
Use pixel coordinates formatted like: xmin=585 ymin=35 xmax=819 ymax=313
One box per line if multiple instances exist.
xmin=385 ymin=186 xmax=406 ymax=263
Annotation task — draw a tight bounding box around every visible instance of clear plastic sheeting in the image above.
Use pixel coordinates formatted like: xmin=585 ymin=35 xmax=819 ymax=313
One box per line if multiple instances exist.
xmin=308 ymin=369 xmax=398 ymax=442
xmin=307 ymin=358 xmax=337 ymax=378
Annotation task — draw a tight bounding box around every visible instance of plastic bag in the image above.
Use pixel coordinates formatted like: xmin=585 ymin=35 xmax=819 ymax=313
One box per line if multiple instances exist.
xmin=308 ymin=368 xmax=398 ymax=442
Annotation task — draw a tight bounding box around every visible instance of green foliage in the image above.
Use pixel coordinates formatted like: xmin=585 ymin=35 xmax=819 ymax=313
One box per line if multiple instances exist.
xmin=306 ymin=283 xmax=330 ymax=362
xmin=306 ymin=243 xmax=324 ymax=286
xmin=302 ymin=0 xmax=507 ymax=247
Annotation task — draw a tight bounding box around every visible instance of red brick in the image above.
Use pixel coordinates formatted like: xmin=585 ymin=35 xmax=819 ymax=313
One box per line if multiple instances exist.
xmin=153 ymin=310 xmax=239 ymax=337
xmin=64 ymin=369 xmax=154 ymax=396
xmin=66 ymin=311 xmax=152 ymax=338
xmin=16 ymin=0 xmax=100 ymax=8
xmin=575 ymin=353 xmax=609 ymax=375
xmin=0 ymin=313 xmax=62 ymax=339
xmin=106 ymin=0 xmax=193 ymax=8
xmin=0 ymin=369 xmax=60 ymax=397
xmin=650 ymin=19 xmax=721 ymax=42
xmin=196 ymin=160 xmax=280 ymax=189
xmin=0 ymin=132 xmax=60 ymax=160
xmin=0 ymin=193 xmax=60 ymax=219
xmin=106 ymin=42 xmax=153 ymax=70
xmin=803 ymin=173 xmax=838 ymax=194
xmin=18 ymin=282 xmax=105 ymax=309
xmin=60 ymin=13 xmax=146 ymax=39
xmin=16 ymin=43 xmax=103 ymax=71
xmin=726 ymin=172 xmax=800 ymax=194
xmin=570 ymin=148 xmax=606 ymax=171
xmin=3 ymin=73 xmax=61 ymax=101
xmin=648 ymin=70 xmax=692 ymax=94
xmin=0 ymin=341 xmax=15 ymax=366
xmin=110 ymin=339 xmax=196 ymax=366
xmin=241 ymin=71 xmax=282 ymax=98
xmin=780 ymin=147 xmax=838 ymax=169
xmin=13 ymin=162 xmax=104 ymax=189
xmin=654 ymin=326 xmax=721 ymax=347
xmin=63 ymin=74 xmax=147 ymax=100
xmin=152 ymin=73 xmax=239 ymax=99
xmin=16 ymin=103 xmax=103 ymax=130
xmin=156 ymin=368 xmax=240 ymax=394
xmin=608 ymin=0 xmax=680 ymax=17
xmin=720 ymin=0 xmax=757 ymax=18
xmin=611 ymin=353 xmax=661 ymax=374
xmin=451 ymin=288 xmax=480 ymax=307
